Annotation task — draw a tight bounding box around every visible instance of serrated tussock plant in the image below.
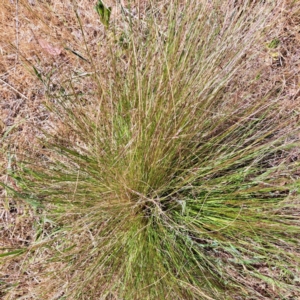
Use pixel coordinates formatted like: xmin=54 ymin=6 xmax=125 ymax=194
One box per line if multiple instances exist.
xmin=5 ymin=0 xmax=300 ymax=299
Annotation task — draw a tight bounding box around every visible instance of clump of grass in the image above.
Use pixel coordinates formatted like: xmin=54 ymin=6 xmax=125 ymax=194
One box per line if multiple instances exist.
xmin=267 ymin=38 xmax=280 ymax=49
xmin=2 ymin=0 xmax=300 ymax=299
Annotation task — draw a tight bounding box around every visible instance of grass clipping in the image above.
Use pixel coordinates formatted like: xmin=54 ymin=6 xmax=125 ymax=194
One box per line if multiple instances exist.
xmin=3 ymin=0 xmax=300 ymax=299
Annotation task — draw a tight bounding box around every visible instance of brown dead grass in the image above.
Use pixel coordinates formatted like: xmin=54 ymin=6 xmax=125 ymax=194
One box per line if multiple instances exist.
xmin=1 ymin=0 xmax=300 ymax=299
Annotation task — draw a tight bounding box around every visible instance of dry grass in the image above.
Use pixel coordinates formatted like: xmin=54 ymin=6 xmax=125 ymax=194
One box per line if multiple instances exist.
xmin=1 ymin=0 xmax=300 ymax=299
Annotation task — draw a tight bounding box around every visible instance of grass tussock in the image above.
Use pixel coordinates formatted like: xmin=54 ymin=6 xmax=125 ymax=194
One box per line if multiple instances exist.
xmin=1 ymin=0 xmax=300 ymax=299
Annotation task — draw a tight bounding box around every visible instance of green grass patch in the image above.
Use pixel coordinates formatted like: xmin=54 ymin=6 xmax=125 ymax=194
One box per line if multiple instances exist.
xmin=2 ymin=0 xmax=300 ymax=299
